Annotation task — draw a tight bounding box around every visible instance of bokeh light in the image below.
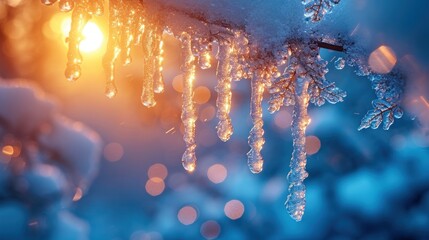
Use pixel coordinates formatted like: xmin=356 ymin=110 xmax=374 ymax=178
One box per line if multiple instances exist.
xmin=305 ymin=135 xmax=321 ymax=155
xmin=103 ymin=142 xmax=124 ymax=162
xmin=148 ymin=163 xmax=168 ymax=180
xmin=177 ymin=206 xmax=198 ymax=225
xmin=199 ymin=105 xmax=216 ymax=122
xmin=368 ymin=45 xmax=397 ymax=74
xmin=1 ymin=145 xmax=14 ymax=156
xmin=207 ymin=164 xmax=227 ymax=184
xmin=145 ymin=177 xmax=165 ymax=197
xmin=274 ymin=110 xmax=292 ymax=129
xmin=200 ymin=220 xmax=221 ymax=240
xmin=194 ymin=86 xmax=211 ymax=104
xmin=224 ymin=200 xmax=245 ymax=220
xmin=61 ymin=18 xmax=104 ymax=53
xmin=172 ymin=74 xmax=184 ymax=93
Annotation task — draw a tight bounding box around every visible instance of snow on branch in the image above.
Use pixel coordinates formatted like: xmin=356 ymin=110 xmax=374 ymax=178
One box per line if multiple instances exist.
xmin=41 ymin=0 xmax=406 ymax=221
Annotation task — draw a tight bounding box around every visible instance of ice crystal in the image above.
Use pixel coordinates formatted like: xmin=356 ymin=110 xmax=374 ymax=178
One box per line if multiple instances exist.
xmin=42 ymin=0 xmax=407 ymax=221
xmin=302 ymin=0 xmax=341 ymax=22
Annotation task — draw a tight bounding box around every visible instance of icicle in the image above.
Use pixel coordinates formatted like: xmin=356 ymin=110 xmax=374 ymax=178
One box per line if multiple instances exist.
xmin=247 ymin=72 xmax=265 ymax=173
xmin=140 ymin=25 xmax=156 ymax=107
xmin=102 ymin=0 xmax=121 ymax=98
xmin=153 ymin=29 xmax=165 ymax=94
xmin=120 ymin=7 xmax=137 ymax=66
xmin=87 ymin=0 xmax=103 ymax=16
xmin=41 ymin=0 xmax=58 ymax=6
xmin=215 ymin=42 xmax=234 ymax=142
xmin=180 ymin=32 xmax=197 ymax=173
xmin=285 ymin=76 xmax=311 ymax=222
xmin=64 ymin=5 xmax=90 ymax=81
xmin=199 ymin=44 xmax=212 ymax=69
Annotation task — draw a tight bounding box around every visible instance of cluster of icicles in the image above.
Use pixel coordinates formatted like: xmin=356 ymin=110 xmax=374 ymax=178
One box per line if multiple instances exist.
xmin=42 ymin=0 xmax=314 ymax=221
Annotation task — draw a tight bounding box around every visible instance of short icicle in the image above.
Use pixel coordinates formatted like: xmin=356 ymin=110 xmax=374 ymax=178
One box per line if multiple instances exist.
xmin=215 ymin=41 xmax=234 ymax=142
xmin=180 ymin=32 xmax=197 ymax=173
xmin=65 ymin=4 xmax=90 ymax=81
xmin=285 ymin=76 xmax=311 ymax=222
xmin=247 ymin=71 xmax=265 ymax=174
xmin=102 ymin=0 xmax=122 ymax=98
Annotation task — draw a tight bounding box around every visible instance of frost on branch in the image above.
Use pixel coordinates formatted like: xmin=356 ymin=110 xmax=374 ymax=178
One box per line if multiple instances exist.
xmin=302 ymin=0 xmax=341 ymax=22
xmin=40 ymin=0 xmax=407 ymax=221
xmin=359 ymin=72 xmax=404 ymax=130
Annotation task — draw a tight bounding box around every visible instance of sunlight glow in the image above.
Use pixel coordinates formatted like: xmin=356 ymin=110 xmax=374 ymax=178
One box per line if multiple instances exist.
xmin=61 ymin=19 xmax=104 ymax=53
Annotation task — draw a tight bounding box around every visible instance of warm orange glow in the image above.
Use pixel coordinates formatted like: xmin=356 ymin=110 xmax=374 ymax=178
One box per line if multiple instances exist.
xmin=194 ymin=86 xmax=211 ymax=104
xmin=172 ymin=74 xmax=184 ymax=93
xmin=305 ymin=135 xmax=321 ymax=155
xmin=72 ymin=187 xmax=83 ymax=201
xmin=207 ymin=164 xmax=227 ymax=184
xmin=199 ymin=105 xmax=216 ymax=122
xmin=145 ymin=177 xmax=165 ymax=196
xmin=2 ymin=145 xmax=14 ymax=156
xmin=61 ymin=18 xmax=104 ymax=53
xmin=368 ymin=45 xmax=397 ymax=74
xmin=177 ymin=206 xmax=198 ymax=225
xmin=103 ymin=142 xmax=124 ymax=162
xmin=148 ymin=163 xmax=168 ymax=180
xmin=224 ymin=199 xmax=245 ymax=220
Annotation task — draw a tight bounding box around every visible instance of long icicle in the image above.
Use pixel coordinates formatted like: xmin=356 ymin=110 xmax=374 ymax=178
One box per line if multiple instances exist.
xmin=65 ymin=4 xmax=90 ymax=81
xmin=153 ymin=27 xmax=165 ymax=94
xmin=180 ymin=32 xmax=197 ymax=173
xmin=102 ymin=0 xmax=121 ymax=98
xmin=215 ymin=42 xmax=234 ymax=142
xmin=285 ymin=75 xmax=311 ymax=222
xmin=247 ymin=71 xmax=265 ymax=174
xmin=140 ymin=24 xmax=156 ymax=107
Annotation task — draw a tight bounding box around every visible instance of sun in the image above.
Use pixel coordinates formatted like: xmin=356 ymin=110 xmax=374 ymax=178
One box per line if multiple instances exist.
xmin=61 ymin=18 xmax=104 ymax=53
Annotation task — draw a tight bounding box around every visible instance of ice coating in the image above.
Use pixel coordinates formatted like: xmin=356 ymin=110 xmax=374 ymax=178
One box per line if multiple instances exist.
xmin=285 ymin=76 xmax=310 ymax=222
xmin=247 ymin=73 xmax=265 ymax=174
xmin=215 ymin=42 xmax=234 ymax=142
xmin=180 ymin=32 xmax=197 ymax=173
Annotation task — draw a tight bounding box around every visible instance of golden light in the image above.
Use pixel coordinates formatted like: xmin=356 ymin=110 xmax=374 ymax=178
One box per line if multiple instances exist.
xmin=145 ymin=177 xmax=165 ymax=196
xmin=199 ymin=105 xmax=216 ymax=122
xmin=1 ymin=145 xmax=14 ymax=156
xmin=72 ymin=187 xmax=83 ymax=202
xmin=194 ymin=86 xmax=211 ymax=105
xmin=305 ymin=136 xmax=321 ymax=155
xmin=177 ymin=206 xmax=198 ymax=225
xmin=103 ymin=142 xmax=124 ymax=162
xmin=224 ymin=199 xmax=245 ymax=220
xmin=368 ymin=45 xmax=397 ymax=74
xmin=148 ymin=163 xmax=168 ymax=180
xmin=61 ymin=18 xmax=104 ymax=53
xmin=207 ymin=164 xmax=227 ymax=184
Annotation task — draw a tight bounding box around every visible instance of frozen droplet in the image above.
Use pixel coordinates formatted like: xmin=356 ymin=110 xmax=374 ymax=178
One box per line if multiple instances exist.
xmin=58 ymin=0 xmax=74 ymax=12
xmin=41 ymin=0 xmax=58 ymax=6
xmin=141 ymin=95 xmax=156 ymax=108
xmin=335 ymin=57 xmax=345 ymax=70
xmin=105 ymin=83 xmax=117 ymax=99
xmin=182 ymin=149 xmax=196 ymax=173
xmin=199 ymin=51 xmax=212 ymax=69
xmin=394 ymin=107 xmax=403 ymax=119
xmin=65 ymin=65 xmax=81 ymax=81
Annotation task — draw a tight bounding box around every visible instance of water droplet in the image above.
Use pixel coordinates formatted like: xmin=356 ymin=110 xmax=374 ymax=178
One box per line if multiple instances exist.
xmin=65 ymin=65 xmax=81 ymax=81
xmin=105 ymin=83 xmax=117 ymax=99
